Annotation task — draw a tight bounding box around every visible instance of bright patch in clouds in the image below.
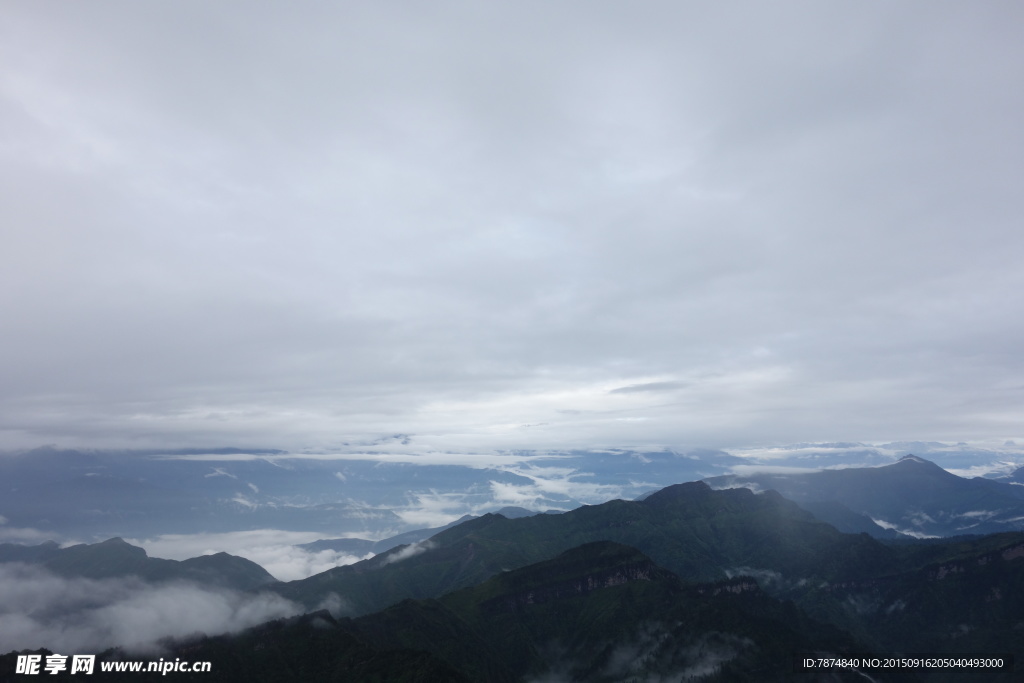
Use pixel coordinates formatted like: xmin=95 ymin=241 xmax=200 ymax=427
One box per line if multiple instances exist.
xmin=393 ymin=492 xmax=478 ymax=528
xmin=0 ymin=526 xmax=53 ymax=544
xmin=870 ymin=519 xmax=940 ymax=540
xmin=493 ymin=464 xmax=626 ymax=505
xmin=380 ymin=540 xmax=436 ymax=566
xmin=158 ymin=450 xmax=560 ymax=468
xmin=132 ymin=530 xmax=373 ymax=581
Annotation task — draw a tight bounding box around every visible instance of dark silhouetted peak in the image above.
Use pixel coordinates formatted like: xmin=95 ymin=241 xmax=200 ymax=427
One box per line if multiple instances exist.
xmin=433 ymin=512 xmax=505 ymax=537
xmin=41 ymin=537 xmax=150 ymax=579
xmin=180 ymin=551 xmax=241 ymax=567
xmin=0 ymin=536 xmax=278 ymax=590
xmin=180 ymin=552 xmax=280 ymax=589
xmin=0 ymin=540 xmax=61 ymax=563
xmin=889 ymin=455 xmax=952 ymax=475
xmin=99 ymin=536 xmax=132 ymax=546
xmin=88 ymin=537 xmax=148 ymax=558
xmin=493 ymin=506 xmax=539 ymax=519
xmin=641 ymin=480 xmax=713 ymax=506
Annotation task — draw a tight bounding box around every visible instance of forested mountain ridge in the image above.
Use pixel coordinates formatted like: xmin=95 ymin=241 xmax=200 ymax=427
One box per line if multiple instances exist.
xmin=275 ymin=481 xmax=902 ymax=614
xmin=0 ymin=537 xmax=277 ymax=590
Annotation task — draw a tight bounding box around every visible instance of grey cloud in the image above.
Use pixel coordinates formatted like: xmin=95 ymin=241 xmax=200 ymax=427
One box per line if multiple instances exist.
xmin=314 ymin=592 xmax=354 ymax=619
xmin=379 ymin=540 xmax=436 ymax=566
xmin=675 ymin=632 xmax=754 ymax=680
xmin=0 ymin=564 xmax=301 ymax=654
xmin=1 ymin=1 xmax=1022 ymax=451
xmin=0 ymin=526 xmax=54 ymax=544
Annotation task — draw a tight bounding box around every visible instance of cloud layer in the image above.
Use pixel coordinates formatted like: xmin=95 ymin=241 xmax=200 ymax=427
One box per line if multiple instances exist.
xmin=0 ymin=564 xmax=300 ymax=654
xmin=130 ymin=530 xmax=372 ymax=582
xmin=1 ymin=2 xmax=1022 ymax=452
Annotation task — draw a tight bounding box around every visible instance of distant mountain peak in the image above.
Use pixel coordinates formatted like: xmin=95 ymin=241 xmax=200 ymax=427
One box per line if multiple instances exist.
xmin=493 ymin=506 xmax=539 ymax=519
xmin=85 ymin=537 xmax=148 ymax=557
xmin=641 ymin=480 xmax=713 ymax=506
xmin=100 ymin=537 xmax=132 ymax=545
xmin=891 ymin=454 xmax=948 ymax=472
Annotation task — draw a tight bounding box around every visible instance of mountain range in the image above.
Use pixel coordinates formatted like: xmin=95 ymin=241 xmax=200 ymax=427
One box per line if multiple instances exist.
xmin=9 ymin=443 xmax=1017 ymax=543
xmin=275 ymin=481 xmax=898 ymax=616
xmin=4 ymin=455 xmax=1022 ymax=681
xmin=704 ymin=455 xmax=1024 ymax=538
xmin=0 ymin=446 xmax=738 ymax=540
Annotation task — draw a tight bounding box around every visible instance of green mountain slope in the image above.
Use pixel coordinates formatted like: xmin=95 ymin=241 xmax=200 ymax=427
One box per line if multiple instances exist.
xmin=344 ymin=541 xmax=902 ymax=682
xmin=277 ymin=482 xmax=898 ymax=615
xmin=794 ymin=534 xmax=1024 ymax=661
xmin=268 ymin=480 xmax=1024 ymax=679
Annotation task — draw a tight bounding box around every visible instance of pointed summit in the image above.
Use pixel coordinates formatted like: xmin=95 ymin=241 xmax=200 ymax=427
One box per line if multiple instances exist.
xmin=641 ymin=480 xmax=714 ymax=506
xmin=889 ymin=454 xmax=951 ymax=474
xmin=99 ymin=536 xmax=134 ymax=546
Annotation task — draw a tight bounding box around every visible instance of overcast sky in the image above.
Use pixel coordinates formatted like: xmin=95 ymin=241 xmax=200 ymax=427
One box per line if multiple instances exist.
xmin=2 ymin=1 xmax=1022 ymax=453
